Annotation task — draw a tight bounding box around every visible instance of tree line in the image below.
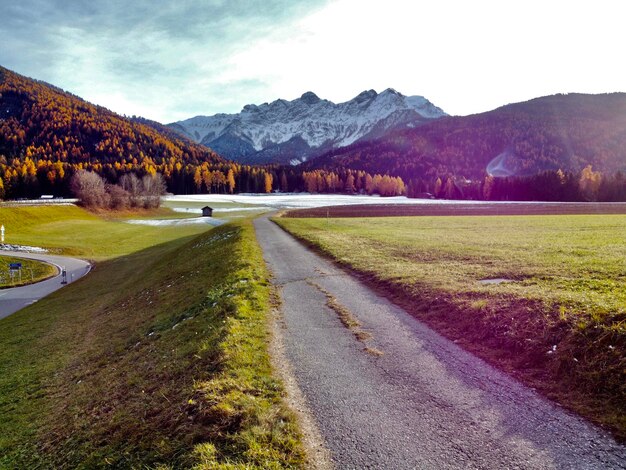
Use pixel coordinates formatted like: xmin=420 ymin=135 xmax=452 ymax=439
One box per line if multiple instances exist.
xmin=405 ymin=166 xmax=626 ymax=202
xmin=4 ymin=159 xmax=622 ymax=203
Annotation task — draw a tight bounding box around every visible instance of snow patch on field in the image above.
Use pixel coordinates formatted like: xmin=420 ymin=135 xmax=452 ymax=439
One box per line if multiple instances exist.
xmin=165 ymin=193 xmax=563 ymax=210
xmin=479 ymin=278 xmax=514 ymax=285
xmin=0 ymin=244 xmax=48 ymax=253
xmin=167 ymin=193 xmax=481 ymax=209
xmin=172 ymin=207 xmax=271 ymax=214
xmin=125 ymin=217 xmax=224 ymax=227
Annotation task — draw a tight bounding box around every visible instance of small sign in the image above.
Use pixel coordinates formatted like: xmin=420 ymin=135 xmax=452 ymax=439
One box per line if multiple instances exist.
xmin=9 ymin=262 xmax=22 ymax=270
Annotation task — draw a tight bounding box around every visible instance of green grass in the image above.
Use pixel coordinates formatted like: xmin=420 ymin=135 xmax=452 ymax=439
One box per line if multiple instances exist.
xmin=0 ymin=256 xmax=56 ymax=287
xmin=276 ymin=214 xmax=626 ymax=439
xmin=0 ymin=206 xmax=303 ymax=468
xmin=0 ymin=205 xmax=210 ymax=260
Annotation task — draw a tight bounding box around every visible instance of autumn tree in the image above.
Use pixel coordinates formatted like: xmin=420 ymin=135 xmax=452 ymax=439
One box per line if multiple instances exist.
xmin=142 ymin=173 xmax=166 ymax=208
xmin=444 ymin=177 xmax=456 ymax=199
xmin=119 ymin=173 xmax=143 ymax=207
xmin=193 ymin=167 xmax=203 ymax=192
xmin=264 ymin=172 xmax=273 ymax=193
xmin=345 ymin=173 xmax=355 ymax=193
xmin=364 ymin=174 xmax=374 ymax=194
xmin=579 ymin=165 xmax=602 ymax=201
xmin=434 ymin=177 xmax=443 ymax=197
xmin=71 ymin=170 xmax=110 ymax=208
xmin=227 ymin=168 xmax=236 ymax=194
xmin=107 ymin=184 xmax=130 ymax=209
xmin=482 ymin=175 xmax=494 ymax=200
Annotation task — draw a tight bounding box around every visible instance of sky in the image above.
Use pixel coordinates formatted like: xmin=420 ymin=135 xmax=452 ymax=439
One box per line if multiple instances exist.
xmin=1 ymin=0 xmax=624 ymax=123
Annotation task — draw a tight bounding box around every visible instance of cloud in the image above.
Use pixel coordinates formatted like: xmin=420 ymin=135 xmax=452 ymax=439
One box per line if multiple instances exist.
xmin=1 ymin=0 xmax=623 ymax=122
xmin=223 ymin=0 xmax=626 ymax=116
xmin=0 ymin=0 xmax=330 ymax=121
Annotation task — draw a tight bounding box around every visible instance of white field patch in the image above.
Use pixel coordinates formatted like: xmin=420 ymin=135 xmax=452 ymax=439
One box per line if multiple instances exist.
xmin=125 ymin=217 xmax=225 ymax=227
xmin=0 ymin=243 xmax=48 ymax=253
xmin=165 ymin=193 xmax=444 ymax=210
xmin=172 ymin=207 xmax=271 ymax=214
xmin=165 ymin=193 xmax=554 ymax=211
xmin=478 ymin=278 xmax=515 ymax=285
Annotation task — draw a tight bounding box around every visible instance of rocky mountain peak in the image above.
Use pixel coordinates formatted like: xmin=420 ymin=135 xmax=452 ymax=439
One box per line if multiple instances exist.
xmin=381 ymin=87 xmax=402 ymax=96
xmin=299 ymin=91 xmax=321 ymax=105
xmin=353 ymin=89 xmax=378 ymax=103
xmin=169 ymin=89 xmax=447 ymax=165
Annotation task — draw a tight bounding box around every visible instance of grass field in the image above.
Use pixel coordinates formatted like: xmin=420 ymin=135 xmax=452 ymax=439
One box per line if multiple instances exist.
xmin=284 ymin=201 xmax=626 ymax=218
xmin=0 ymin=205 xmax=210 ymax=260
xmin=0 ymin=206 xmax=303 ymax=468
xmin=0 ymin=256 xmax=56 ymax=288
xmin=276 ymin=214 xmax=626 ymax=439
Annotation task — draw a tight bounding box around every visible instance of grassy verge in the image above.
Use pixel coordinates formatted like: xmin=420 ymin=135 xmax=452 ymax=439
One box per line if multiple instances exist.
xmin=0 ymin=256 xmax=56 ymax=287
xmin=276 ymin=214 xmax=626 ymax=440
xmin=0 ymin=209 xmax=303 ymax=467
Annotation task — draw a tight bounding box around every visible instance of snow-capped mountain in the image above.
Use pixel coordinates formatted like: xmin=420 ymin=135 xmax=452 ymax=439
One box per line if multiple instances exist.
xmin=169 ymin=89 xmax=447 ymax=164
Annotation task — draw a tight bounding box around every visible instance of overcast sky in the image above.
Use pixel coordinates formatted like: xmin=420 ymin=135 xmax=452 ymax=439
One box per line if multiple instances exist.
xmin=1 ymin=0 xmax=623 ymax=122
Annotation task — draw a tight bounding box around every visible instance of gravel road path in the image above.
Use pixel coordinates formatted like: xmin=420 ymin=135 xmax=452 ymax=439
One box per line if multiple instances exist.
xmin=254 ymin=215 xmax=626 ymax=469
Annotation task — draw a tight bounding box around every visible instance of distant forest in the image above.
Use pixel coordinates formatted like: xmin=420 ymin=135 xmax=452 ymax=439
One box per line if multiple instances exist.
xmin=1 ymin=66 xmax=625 ymax=202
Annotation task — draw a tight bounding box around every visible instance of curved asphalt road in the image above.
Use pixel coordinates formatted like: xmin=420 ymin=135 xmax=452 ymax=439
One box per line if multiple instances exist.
xmin=0 ymin=251 xmax=91 ymax=320
xmin=254 ymin=215 xmax=626 ymax=469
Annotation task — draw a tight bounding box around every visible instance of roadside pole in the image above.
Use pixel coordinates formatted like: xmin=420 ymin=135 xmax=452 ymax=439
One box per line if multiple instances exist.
xmin=9 ymin=262 xmax=22 ymax=284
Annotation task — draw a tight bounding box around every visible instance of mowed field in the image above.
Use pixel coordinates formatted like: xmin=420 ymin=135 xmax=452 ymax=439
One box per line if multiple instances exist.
xmin=0 ymin=205 xmax=303 ymax=468
xmin=276 ymin=211 xmax=626 ymax=439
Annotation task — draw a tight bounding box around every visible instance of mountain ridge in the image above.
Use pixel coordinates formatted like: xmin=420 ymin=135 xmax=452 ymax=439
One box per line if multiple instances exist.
xmin=169 ymin=89 xmax=447 ymax=164
xmin=303 ymin=92 xmax=626 ymax=179
xmin=0 ymin=65 xmax=232 ymax=198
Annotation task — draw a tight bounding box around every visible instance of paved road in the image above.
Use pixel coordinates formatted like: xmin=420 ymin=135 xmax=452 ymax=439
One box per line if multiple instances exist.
xmin=0 ymin=251 xmax=91 ymax=319
xmin=254 ymin=215 xmax=626 ymax=469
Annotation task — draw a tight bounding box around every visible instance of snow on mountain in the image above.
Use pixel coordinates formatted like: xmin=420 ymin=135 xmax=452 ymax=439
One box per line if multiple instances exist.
xmin=169 ymin=89 xmax=447 ymax=164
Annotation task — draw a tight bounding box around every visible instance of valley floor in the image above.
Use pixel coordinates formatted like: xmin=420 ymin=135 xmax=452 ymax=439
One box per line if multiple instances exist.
xmin=2 ymin=201 xmax=625 ymax=468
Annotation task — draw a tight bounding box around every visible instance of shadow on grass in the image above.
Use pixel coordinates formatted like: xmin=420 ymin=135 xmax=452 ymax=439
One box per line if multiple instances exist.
xmin=0 ymin=223 xmax=302 ymax=469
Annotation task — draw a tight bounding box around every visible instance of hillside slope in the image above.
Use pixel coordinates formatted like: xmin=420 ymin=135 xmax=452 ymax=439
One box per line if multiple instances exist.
xmin=170 ymin=89 xmax=447 ymax=165
xmin=305 ymin=93 xmax=626 ymax=179
xmin=0 ymin=207 xmax=303 ymax=468
xmin=0 ymin=66 xmax=225 ymax=197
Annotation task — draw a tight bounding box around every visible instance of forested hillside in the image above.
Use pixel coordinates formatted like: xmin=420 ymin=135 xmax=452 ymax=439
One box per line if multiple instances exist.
xmin=306 ymin=93 xmax=626 ymax=180
xmin=0 ymin=66 xmax=276 ymax=198
xmin=1 ymin=65 xmax=625 ymax=201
